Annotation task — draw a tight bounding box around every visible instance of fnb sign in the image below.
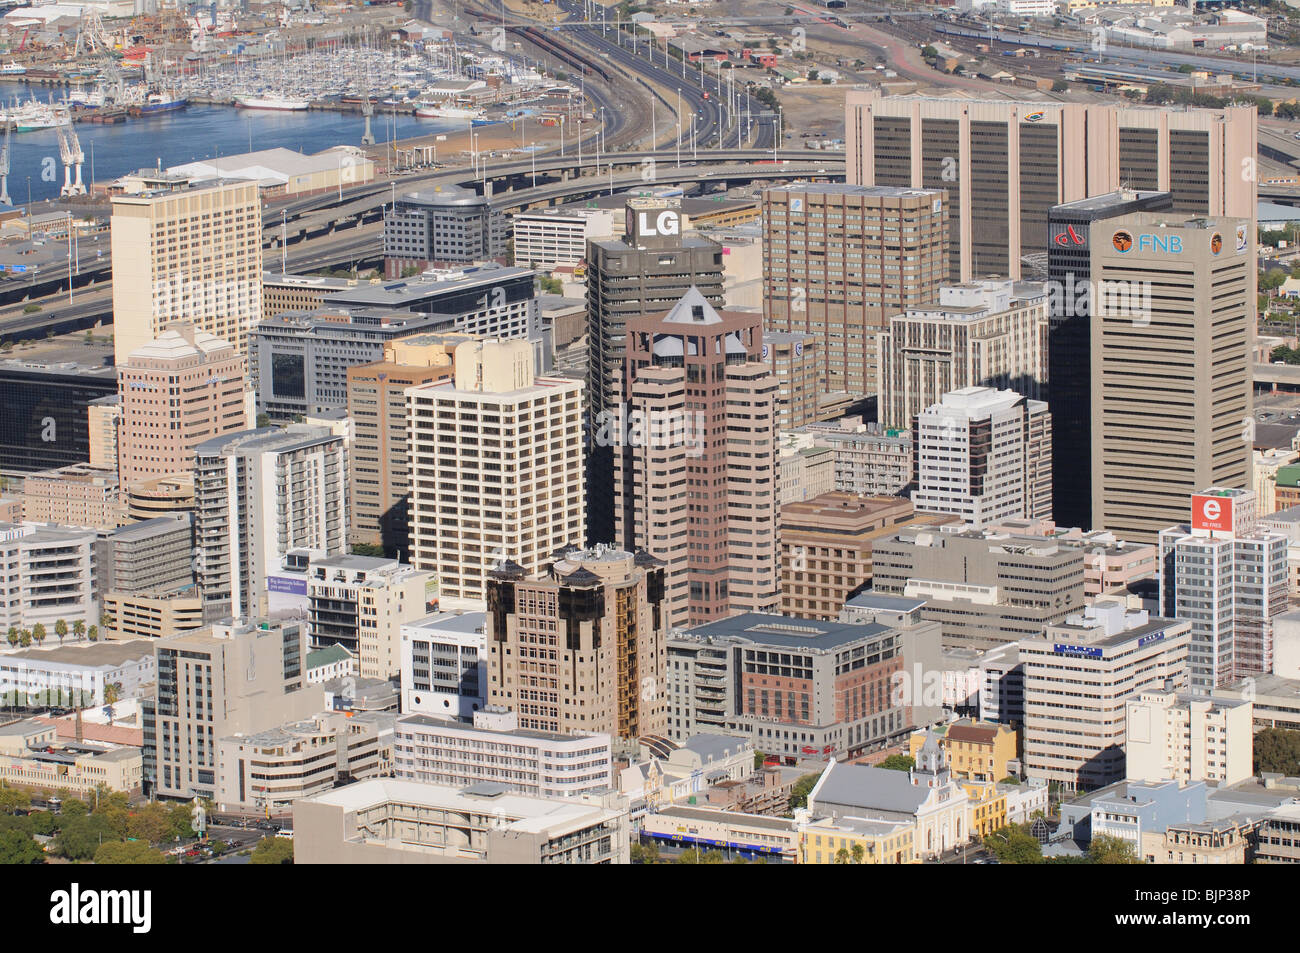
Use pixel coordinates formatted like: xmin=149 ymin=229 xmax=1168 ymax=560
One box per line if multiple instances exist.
xmin=1191 ymin=494 xmax=1233 ymax=533
xmin=1112 ymin=229 xmax=1182 ymax=254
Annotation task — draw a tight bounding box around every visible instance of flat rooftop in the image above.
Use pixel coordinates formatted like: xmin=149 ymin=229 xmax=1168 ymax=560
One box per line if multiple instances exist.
xmin=681 ymin=612 xmax=892 ymax=652
xmin=4 ymin=640 xmax=154 ymax=668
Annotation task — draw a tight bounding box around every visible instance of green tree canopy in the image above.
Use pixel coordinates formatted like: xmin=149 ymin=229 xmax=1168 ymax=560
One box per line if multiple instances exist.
xmin=876 ymin=754 xmax=915 ymax=772
xmin=788 ymin=772 xmax=821 ymax=810
xmin=94 ymin=840 xmax=167 ymax=865
xmin=0 ymin=829 xmax=44 ymax=864
xmin=1087 ymin=834 xmax=1142 ymax=864
xmin=250 ymin=836 xmax=294 ymax=865
xmin=1254 ymin=727 xmax=1300 ymax=775
xmin=983 ymin=826 xmax=1043 ymax=865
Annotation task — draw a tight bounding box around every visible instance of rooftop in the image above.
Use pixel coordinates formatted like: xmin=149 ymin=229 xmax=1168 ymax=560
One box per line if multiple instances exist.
xmin=680 ymin=612 xmax=893 ymax=652
xmin=3 ymin=640 xmax=154 ymax=668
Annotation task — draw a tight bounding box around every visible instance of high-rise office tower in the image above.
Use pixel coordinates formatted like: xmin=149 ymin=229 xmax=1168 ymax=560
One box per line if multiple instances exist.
xmin=1090 ymin=213 xmax=1253 ymax=544
xmin=194 ymin=425 xmax=349 ymax=621
xmin=345 ymin=335 xmax=467 ymax=555
xmin=144 ymin=618 xmax=319 ymax=800
xmin=111 ymin=178 xmax=263 ymax=364
xmin=1046 ymin=189 xmax=1173 ymax=530
xmin=586 ymin=198 xmax=724 ymax=545
xmin=117 ymin=323 xmax=248 ymax=486
xmin=845 ymin=89 xmax=1257 ymax=281
xmin=762 ymin=183 xmax=949 ymax=398
xmin=877 ymin=278 xmax=1048 ymax=431
xmin=406 ymin=339 xmax=585 ymax=601
xmin=912 ymin=387 xmax=1052 ymax=529
xmin=614 ymin=289 xmax=780 ymax=627
xmin=1158 ymin=488 xmax=1288 ymax=693
xmin=1021 ymin=603 xmax=1190 ymax=791
xmin=485 ymin=545 xmax=668 ymax=743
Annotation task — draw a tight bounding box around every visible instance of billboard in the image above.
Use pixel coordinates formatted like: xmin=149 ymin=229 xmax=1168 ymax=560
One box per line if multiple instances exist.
xmin=1191 ymin=494 xmax=1233 ymax=533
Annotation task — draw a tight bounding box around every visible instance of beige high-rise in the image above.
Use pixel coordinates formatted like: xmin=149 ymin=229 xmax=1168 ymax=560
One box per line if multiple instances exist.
xmin=117 ymin=323 xmax=248 ymax=486
xmin=845 ymin=88 xmax=1257 ymax=282
xmin=406 ymin=339 xmax=585 ymax=601
xmin=111 ymin=179 xmax=263 ymax=364
xmin=346 ymin=335 xmax=468 ymax=555
xmin=1090 ymin=213 xmax=1253 ymax=545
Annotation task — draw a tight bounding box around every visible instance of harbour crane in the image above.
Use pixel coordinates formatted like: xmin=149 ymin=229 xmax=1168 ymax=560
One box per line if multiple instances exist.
xmin=0 ymin=122 xmax=10 ymax=206
xmin=58 ymin=125 xmax=86 ymax=197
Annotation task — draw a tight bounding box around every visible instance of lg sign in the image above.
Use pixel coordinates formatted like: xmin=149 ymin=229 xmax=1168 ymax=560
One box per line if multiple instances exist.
xmin=635 ymin=209 xmax=680 ymax=238
xmin=1192 ymin=494 xmax=1233 ymax=533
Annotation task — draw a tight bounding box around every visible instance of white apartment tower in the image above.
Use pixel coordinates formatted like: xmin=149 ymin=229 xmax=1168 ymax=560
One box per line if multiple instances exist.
xmin=1158 ymin=488 xmax=1289 ymax=693
xmin=194 ymin=425 xmax=349 ymax=621
xmin=406 ymin=339 xmax=585 ymax=601
xmin=912 ymin=386 xmax=1052 ymax=528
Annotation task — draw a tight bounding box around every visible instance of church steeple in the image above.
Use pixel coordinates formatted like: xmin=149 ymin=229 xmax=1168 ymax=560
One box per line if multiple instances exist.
xmin=910 ymin=731 xmax=950 ymax=788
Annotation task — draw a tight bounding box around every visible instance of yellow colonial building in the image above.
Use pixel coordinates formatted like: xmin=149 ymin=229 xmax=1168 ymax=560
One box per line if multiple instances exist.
xmin=799 ymin=815 xmax=917 ymax=865
xmin=910 ymin=720 xmax=1019 ymax=783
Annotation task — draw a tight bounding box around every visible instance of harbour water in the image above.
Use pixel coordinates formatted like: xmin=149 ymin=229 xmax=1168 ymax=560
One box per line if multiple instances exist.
xmin=1 ymin=83 xmax=460 ymax=205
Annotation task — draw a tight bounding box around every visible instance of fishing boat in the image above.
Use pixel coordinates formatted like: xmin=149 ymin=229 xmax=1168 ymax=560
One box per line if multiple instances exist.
xmin=236 ymin=94 xmax=309 ymax=111
xmin=415 ymin=103 xmax=481 ymax=120
xmin=0 ymin=100 xmax=71 ymax=131
xmin=0 ymin=62 xmax=26 ymax=76
xmin=138 ymin=91 xmax=188 ymax=114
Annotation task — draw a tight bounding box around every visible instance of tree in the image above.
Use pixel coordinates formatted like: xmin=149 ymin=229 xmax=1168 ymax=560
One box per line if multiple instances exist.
xmin=54 ymin=619 xmax=67 ymax=643
xmin=700 ymin=850 xmax=725 ymax=864
xmin=126 ymin=802 xmax=172 ymax=845
xmin=851 ymin=843 xmax=865 ymax=864
xmin=351 ymin=543 xmax=386 ymax=558
xmin=54 ymin=815 xmax=117 ymax=861
xmin=1052 ymin=79 xmax=1068 ymax=92
xmin=834 ymin=847 xmax=850 ymax=864
xmin=256 ymin=413 xmax=271 ymax=428
xmin=210 ymin=839 xmax=228 ymax=855
xmin=983 ymin=826 xmax=1043 ymax=864
xmin=921 ymin=45 xmax=938 ymax=60
xmin=31 ymin=623 xmax=45 ymax=647
xmin=0 ymin=784 xmax=31 ymax=815
xmin=250 ymin=836 xmax=294 ymax=865
xmin=1254 ymin=727 xmax=1300 ymax=775
xmin=72 ymin=620 xmax=84 ymax=641
xmin=538 ymin=275 xmax=563 ymax=294
xmin=19 ymin=630 xmax=31 ymax=648
xmin=674 ymin=847 xmax=701 ymax=864
xmin=1087 ymin=834 xmax=1141 ymax=864
xmin=104 ymin=683 xmax=121 ymax=706
xmin=753 ymin=750 xmax=767 ymax=770
xmin=1261 ymin=268 xmax=1289 ymax=293
xmin=86 ymin=625 xmax=98 ymax=643
xmin=5 ymin=626 xmax=17 ymax=648
xmin=94 ymin=840 xmax=166 ymax=865
xmin=876 ymin=754 xmax=915 ymax=772
xmin=788 ymin=772 xmax=820 ymax=810
xmin=0 ymin=829 xmax=44 ymax=864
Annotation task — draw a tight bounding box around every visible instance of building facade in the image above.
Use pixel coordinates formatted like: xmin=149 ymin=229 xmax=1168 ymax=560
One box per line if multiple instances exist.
xmin=110 ymin=178 xmax=263 ymax=363
xmin=763 ymin=183 xmax=949 ymax=397
xmin=405 ymin=339 xmax=584 ymax=601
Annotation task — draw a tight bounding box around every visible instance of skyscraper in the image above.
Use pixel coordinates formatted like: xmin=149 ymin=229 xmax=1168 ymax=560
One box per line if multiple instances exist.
xmin=485 ymin=545 xmax=668 ymax=744
xmin=1046 ymin=189 xmax=1173 ymax=530
xmin=194 ymin=425 xmax=349 ymax=621
xmin=614 ymin=289 xmax=780 ymax=627
xmin=406 ymin=339 xmax=584 ymax=601
xmin=117 ymin=323 xmax=249 ymax=486
xmin=586 ymin=198 xmax=724 ymax=545
xmin=912 ymin=387 xmax=1052 ymax=529
xmin=1090 ymin=213 xmax=1253 ymax=544
xmin=845 ymin=89 xmax=1256 ymax=281
xmin=111 ymin=178 xmax=263 ymax=364
xmin=345 ymin=335 xmax=467 ymax=555
xmin=1158 ymin=488 xmax=1288 ymax=693
xmin=383 ymin=184 xmax=506 ymax=277
xmin=762 ymin=183 xmax=949 ymax=397
xmin=877 ymin=278 xmax=1048 ymax=431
